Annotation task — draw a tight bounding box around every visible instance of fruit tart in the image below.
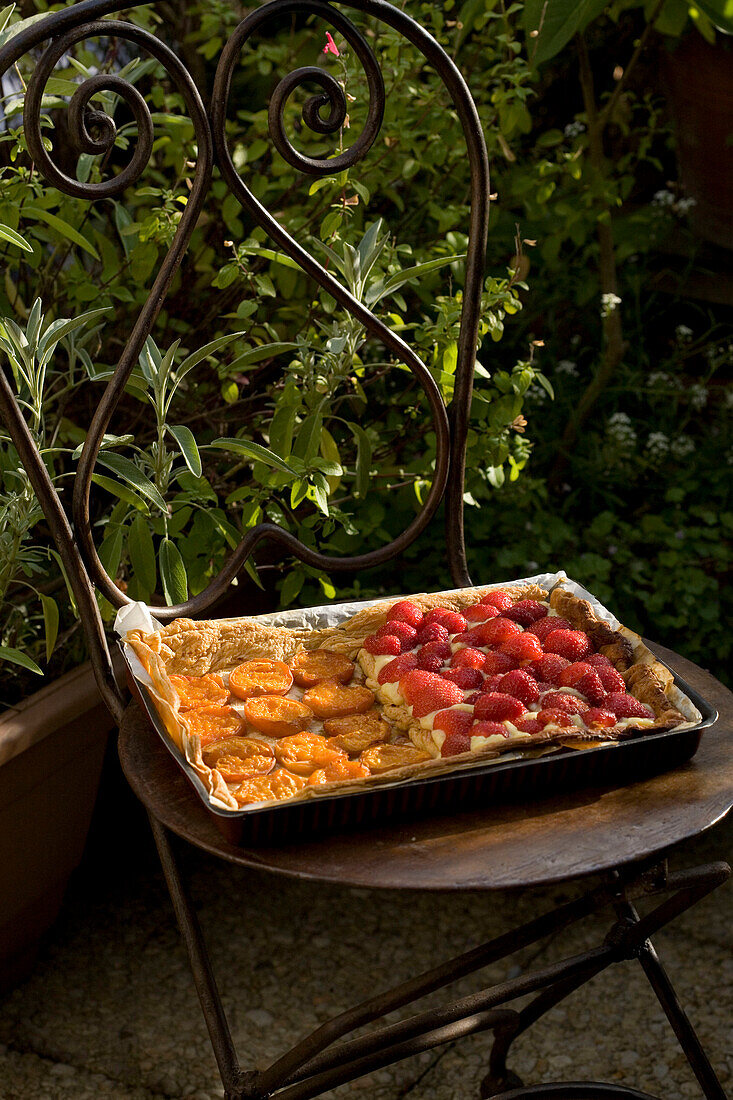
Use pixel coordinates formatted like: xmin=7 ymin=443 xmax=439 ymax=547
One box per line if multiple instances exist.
xmin=123 ymin=577 xmax=700 ymax=813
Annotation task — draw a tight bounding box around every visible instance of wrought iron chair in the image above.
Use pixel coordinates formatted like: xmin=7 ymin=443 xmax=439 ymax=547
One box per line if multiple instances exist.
xmin=1 ymin=4 xmax=731 ymax=1099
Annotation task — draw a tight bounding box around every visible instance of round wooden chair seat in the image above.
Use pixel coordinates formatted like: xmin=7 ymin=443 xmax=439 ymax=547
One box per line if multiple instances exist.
xmin=118 ymin=642 xmax=733 ymax=891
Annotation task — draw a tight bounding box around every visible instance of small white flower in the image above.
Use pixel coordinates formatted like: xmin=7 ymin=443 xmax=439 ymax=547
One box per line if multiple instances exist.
xmin=648 ymin=371 xmax=674 ymax=389
xmin=556 ymin=359 xmax=577 ymax=376
xmin=607 ymin=411 xmax=637 ymax=450
xmin=676 ymin=196 xmax=697 ymax=214
xmin=671 ymin=435 xmax=695 ymax=459
xmin=646 ymin=431 xmax=670 ymax=461
xmin=564 ymin=120 xmax=586 ymax=138
xmin=688 ymin=383 xmax=707 ymax=410
xmin=601 ymin=293 xmax=622 ymax=318
xmin=653 ymin=189 xmax=675 ymax=207
xmin=675 ymin=324 xmax=693 ymax=340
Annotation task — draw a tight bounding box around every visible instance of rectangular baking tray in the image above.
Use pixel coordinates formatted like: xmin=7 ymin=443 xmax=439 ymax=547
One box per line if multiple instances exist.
xmin=124 ymin=650 xmax=717 ymax=846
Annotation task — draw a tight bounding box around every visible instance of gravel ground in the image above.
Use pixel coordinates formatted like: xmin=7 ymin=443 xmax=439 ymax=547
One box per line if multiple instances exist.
xmin=0 ymin=774 xmax=730 ymax=1100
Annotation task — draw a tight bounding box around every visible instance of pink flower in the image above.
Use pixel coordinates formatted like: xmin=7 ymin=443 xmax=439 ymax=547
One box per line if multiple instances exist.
xmin=323 ymin=31 xmax=340 ymax=56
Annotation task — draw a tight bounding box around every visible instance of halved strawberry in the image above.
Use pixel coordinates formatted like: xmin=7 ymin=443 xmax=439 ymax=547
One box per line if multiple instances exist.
xmin=586 ymin=653 xmax=613 ymax=670
xmin=495 ymin=669 xmax=540 ymax=706
xmin=559 ymin=662 xmax=594 ymax=688
xmin=443 ymin=667 xmax=484 ymax=690
xmin=451 ymin=647 xmax=487 ymax=670
xmin=483 ymin=674 xmax=504 ymax=692
xmin=416 ymin=653 xmax=443 ymax=673
xmin=583 ymin=707 xmax=617 ymax=729
xmin=414 ymin=623 xmax=450 ymax=645
xmin=530 ymin=653 xmax=570 ymax=684
xmin=536 ymin=708 xmax=574 ymax=728
xmin=480 ymin=590 xmax=514 ymax=611
xmin=423 ymin=608 xmax=467 ymax=634
xmin=483 ymin=651 xmax=519 ymax=675
xmin=441 ymin=732 xmax=472 ymax=757
xmin=376 ymin=621 xmax=417 ymax=648
xmin=474 ymin=692 xmax=526 ymax=722
xmin=464 ymin=603 xmax=500 ymax=622
xmin=514 ymin=717 xmax=544 ymax=734
xmin=387 ymin=600 xmax=424 ymax=628
xmin=377 ymin=652 xmax=419 ymax=684
xmin=605 ymin=692 xmax=654 ymax=719
xmin=399 ymin=670 xmax=464 ymax=717
xmin=452 ymin=629 xmax=484 ymax=647
xmin=544 ymin=629 xmax=592 ymax=661
xmin=540 ymin=691 xmax=589 ymax=714
xmin=504 ymin=599 xmax=548 ymax=626
xmin=500 ymin=633 xmax=544 ymax=663
xmin=471 ymin=720 xmax=510 ymax=738
xmin=575 ymin=670 xmax=607 ymax=706
xmin=595 ymin=664 xmax=626 ymax=694
xmin=364 ymin=634 xmax=401 ymax=656
xmin=419 ymin=640 xmax=453 ymax=663
xmin=478 ymin=617 xmax=523 ymax=645
xmin=527 ymin=616 xmax=573 ymax=641
xmin=434 ymin=708 xmax=473 ymax=735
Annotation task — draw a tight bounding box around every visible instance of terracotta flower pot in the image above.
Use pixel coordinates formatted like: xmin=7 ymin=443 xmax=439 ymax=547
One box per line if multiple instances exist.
xmin=664 ymin=32 xmax=733 ymax=249
xmin=0 ymin=661 xmax=115 ymax=991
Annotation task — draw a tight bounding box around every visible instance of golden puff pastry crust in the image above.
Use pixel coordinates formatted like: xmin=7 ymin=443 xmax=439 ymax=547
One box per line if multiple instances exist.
xmin=124 ymin=580 xmax=697 ymax=814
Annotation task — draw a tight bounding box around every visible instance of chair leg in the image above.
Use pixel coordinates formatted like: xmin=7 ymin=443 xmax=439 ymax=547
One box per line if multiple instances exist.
xmin=147 ymin=812 xmax=262 ymax=1100
xmin=481 ymin=862 xmax=730 ymax=1100
xmin=145 ymin=831 xmax=728 ymax=1100
xmin=612 ymin=894 xmax=729 ymax=1100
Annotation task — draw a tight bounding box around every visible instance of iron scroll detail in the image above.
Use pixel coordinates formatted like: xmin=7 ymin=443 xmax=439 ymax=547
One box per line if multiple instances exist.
xmin=264 ymin=2 xmax=385 ymax=175
xmin=211 ymin=0 xmax=490 ymax=601
xmin=0 ymin=0 xmax=489 ymax=627
xmin=24 ymin=28 xmax=155 ymax=200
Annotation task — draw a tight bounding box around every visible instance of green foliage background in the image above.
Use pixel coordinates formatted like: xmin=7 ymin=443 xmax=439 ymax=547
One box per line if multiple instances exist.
xmin=0 ymin=0 xmax=730 ymax=705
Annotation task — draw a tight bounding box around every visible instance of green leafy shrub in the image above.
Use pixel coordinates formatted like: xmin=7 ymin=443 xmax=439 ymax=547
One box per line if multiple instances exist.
xmin=0 ymin=0 xmax=729 ymax=705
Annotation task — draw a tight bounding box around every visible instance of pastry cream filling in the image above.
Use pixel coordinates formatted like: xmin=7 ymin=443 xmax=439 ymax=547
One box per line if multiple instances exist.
xmin=432 ymin=730 xmax=446 ymax=752
xmin=379 ymin=680 xmax=404 ymax=705
xmin=471 ymin=733 xmax=515 ymax=752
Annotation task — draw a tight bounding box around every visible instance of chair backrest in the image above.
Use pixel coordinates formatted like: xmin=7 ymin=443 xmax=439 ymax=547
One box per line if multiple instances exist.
xmin=0 ymin=0 xmax=490 ymax=722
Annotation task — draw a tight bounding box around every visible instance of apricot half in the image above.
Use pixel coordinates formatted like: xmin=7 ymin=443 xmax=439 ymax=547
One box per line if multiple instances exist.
xmin=184 ymin=705 xmax=246 ymax=747
xmin=229 ymin=659 xmax=293 ymax=700
xmin=233 ymin=769 xmax=307 ymax=806
xmin=323 ymin=711 xmax=390 ymax=754
xmin=244 ymin=695 xmax=313 ymax=738
xmin=290 ymin=649 xmax=355 ymax=688
xmin=202 ymin=736 xmax=275 ymax=783
xmin=170 ymin=673 xmax=228 ymax=709
xmin=273 ymin=731 xmax=347 ymax=776
xmin=301 ymin=683 xmax=375 ymax=719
